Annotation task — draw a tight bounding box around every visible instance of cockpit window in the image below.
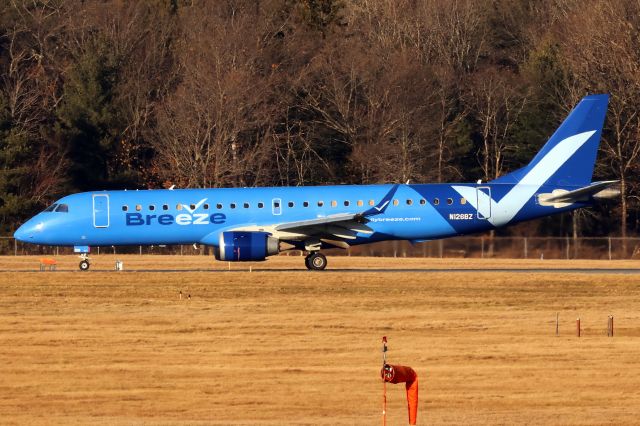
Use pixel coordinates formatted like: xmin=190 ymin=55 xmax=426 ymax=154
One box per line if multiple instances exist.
xmin=55 ymin=204 xmax=69 ymax=213
xmin=43 ymin=204 xmax=57 ymax=212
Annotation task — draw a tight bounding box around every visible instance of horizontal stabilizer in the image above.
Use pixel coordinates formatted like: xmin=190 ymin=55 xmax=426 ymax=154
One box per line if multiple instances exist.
xmin=538 ymin=180 xmax=619 ymax=207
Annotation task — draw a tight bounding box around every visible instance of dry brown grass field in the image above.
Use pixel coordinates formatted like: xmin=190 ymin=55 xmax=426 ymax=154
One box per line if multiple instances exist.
xmin=1 ymin=255 xmax=640 ymax=425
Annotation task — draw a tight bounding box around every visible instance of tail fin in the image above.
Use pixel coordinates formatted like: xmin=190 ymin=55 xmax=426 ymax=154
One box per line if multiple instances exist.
xmin=493 ymin=94 xmax=609 ymax=187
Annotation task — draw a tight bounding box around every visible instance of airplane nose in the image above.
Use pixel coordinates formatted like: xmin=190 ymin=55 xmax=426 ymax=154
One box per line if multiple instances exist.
xmin=13 ymin=221 xmax=43 ymax=242
xmin=14 ymin=223 xmax=31 ymax=242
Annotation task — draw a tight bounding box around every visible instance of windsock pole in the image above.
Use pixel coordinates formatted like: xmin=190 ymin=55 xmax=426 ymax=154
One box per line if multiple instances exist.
xmin=382 ymin=336 xmax=388 ymax=426
xmin=380 ymin=339 xmax=419 ymax=425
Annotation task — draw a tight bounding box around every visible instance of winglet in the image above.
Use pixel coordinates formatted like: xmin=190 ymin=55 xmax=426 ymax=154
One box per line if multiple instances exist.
xmin=360 ymin=184 xmax=400 ymax=218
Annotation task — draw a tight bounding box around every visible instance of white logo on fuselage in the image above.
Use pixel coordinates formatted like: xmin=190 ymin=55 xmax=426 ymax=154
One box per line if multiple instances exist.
xmin=183 ymin=198 xmax=207 ymax=213
xmin=375 ymin=200 xmax=389 ymax=212
xmin=452 ymin=130 xmax=596 ymax=227
xmin=176 ymin=198 xmax=208 ymax=225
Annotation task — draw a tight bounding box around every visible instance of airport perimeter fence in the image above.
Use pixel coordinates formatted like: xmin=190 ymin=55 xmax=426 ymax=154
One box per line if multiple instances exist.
xmin=2 ymin=236 xmax=640 ymax=260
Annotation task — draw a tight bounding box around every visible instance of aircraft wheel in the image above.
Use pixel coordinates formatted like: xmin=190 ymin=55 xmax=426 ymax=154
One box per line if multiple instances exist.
xmin=307 ymin=252 xmax=327 ymax=271
xmin=79 ymin=260 xmax=90 ymax=271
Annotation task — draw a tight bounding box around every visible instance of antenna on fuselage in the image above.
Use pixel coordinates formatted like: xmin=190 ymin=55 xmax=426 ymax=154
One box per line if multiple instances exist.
xmin=168 ymin=185 xmax=175 ymax=190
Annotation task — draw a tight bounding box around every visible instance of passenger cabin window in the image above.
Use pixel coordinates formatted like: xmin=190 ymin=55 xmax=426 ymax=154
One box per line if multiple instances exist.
xmin=357 ymin=200 xmax=363 ymax=207
xmin=162 ymin=204 xmax=169 ymax=211
xmin=406 ymin=199 xmax=413 ymax=205
xmin=136 ymin=205 xmax=142 ymax=211
xmin=122 ymin=205 xmax=128 ymax=212
xmin=434 ymin=198 xmax=440 ymax=205
xmin=303 ymin=201 xmax=309 ymax=207
xmin=216 ymin=203 xmax=223 ymax=209
xmin=447 ymin=198 xmax=453 ymax=205
xmin=288 ymin=201 xmax=294 ymax=208
xmin=149 ymin=205 xmax=155 ymax=211
xmin=258 ymin=202 xmax=264 ymax=208
xmin=419 ymin=199 xmax=426 ymax=205
xmin=369 ymin=200 xmax=375 ymax=206
xmin=230 ymin=203 xmax=237 ymax=209
xmin=244 ymin=202 xmax=250 ymax=208
xmin=460 ymin=198 xmax=467 ymax=205
xmin=44 ymin=204 xmax=57 ymax=212
xmin=393 ymin=199 xmax=399 ymax=206
xmin=176 ymin=204 xmax=183 ymax=211
xmin=203 ymin=203 xmax=209 ymax=210
xmin=55 ymin=204 xmax=69 ymax=213
xmin=273 ymin=202 xmax=280 ymax=208
xmin=331 ymin=200 xmax=337 ymax=207
xmin=190 ymin=203 xmax=196 ymax=210
xmin=318 ymin=201 xmax=324 ymax=207
xmin=344 ymin=201 xmax=350 ymax=207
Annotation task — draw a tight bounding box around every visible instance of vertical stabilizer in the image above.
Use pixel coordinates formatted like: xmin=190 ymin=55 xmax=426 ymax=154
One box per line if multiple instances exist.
xmin=493 ymin=94 xmax=609 ymax=186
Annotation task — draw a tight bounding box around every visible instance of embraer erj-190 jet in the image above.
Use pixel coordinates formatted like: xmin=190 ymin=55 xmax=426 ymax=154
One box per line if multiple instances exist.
xmin=14 ymin=94 xmax=619 ymax=271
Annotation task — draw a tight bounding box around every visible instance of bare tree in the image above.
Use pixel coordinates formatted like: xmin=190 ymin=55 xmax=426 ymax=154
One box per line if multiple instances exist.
xmin=432 ymin=70 xmax=468 ymax=182
xmin=559 ymin=0 xmax=640 ymax=246
xmin=0 ymin=0 xmax=68 ymax=207
xmin=467 ymin=69 xmax=529 ymax=181
xmin=151 ymin=2 xmax=280 ymax=188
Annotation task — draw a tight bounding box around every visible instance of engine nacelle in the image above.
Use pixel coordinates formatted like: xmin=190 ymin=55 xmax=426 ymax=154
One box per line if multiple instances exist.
xmin=214 ymin=231 xmax=280 ymax=261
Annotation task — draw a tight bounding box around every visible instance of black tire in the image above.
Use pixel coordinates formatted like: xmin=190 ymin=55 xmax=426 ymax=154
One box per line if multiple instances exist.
xmin=307 ymin=252 xmax=327 ymax=271
xmin=79 ymin=260 xmax=90 ymax=271
xmin=304 ymin=254 xmax=312 ymax=270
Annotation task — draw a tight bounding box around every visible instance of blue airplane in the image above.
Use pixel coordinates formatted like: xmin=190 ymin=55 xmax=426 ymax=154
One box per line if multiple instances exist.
xmin=14 ymin=94 xmax=618 ymax=271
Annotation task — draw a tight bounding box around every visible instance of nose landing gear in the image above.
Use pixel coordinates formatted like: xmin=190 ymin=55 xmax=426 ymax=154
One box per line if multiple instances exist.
xmin=305 ymin=252 xmax=327 ymax=271
xmin=79 ymin=253 xmax=91 ymax=271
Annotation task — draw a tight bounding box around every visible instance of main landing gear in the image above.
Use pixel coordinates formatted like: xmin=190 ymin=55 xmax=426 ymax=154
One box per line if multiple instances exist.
xmin=305 ymin=252 xmax=327 ymax=271
xmin=79 ymin=253 xmax=91 ymax=271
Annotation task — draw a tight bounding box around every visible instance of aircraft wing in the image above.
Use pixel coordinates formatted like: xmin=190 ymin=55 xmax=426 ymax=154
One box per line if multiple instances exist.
xmin=225 ymin=184 xmax=400 ymax=248
xmin=274 ymin=213 xmax=363 ymax=232
xmin=274 ymin=214 xmax=374 ymax=243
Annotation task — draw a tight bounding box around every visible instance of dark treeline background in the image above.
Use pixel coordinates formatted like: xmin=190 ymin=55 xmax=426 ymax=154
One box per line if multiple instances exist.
xmin=1 ymin=0 xmax=639 ymax=239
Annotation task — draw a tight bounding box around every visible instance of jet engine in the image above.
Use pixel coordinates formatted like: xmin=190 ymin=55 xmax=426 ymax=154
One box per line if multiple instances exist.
xmin=214 ymin=231 xmax=280 ymax=261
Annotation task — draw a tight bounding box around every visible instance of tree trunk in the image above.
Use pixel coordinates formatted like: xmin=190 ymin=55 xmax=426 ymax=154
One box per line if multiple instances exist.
xmin=620 ymin=174 xmax=627 ymax=257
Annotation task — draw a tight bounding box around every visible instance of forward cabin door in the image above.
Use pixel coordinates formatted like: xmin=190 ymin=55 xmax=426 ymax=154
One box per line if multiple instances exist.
xmin=476 ymin=187 xmax=491 ymax=220
xmin=93 ymin=194 xmax=110 ymax=228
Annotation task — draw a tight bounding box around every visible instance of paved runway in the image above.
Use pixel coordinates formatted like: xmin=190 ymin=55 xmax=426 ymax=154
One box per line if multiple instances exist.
xmin=8 ymin=268 xmax=640 ymax=274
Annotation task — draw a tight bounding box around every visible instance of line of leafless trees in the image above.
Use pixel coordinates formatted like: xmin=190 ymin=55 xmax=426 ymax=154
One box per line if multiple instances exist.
xmin=1 ymin=0 xmax=640 ymax=238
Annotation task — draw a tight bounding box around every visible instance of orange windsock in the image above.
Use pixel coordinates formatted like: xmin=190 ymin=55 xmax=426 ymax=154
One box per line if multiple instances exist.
xmin=381 ymin=364 xmax=418 ymax=425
